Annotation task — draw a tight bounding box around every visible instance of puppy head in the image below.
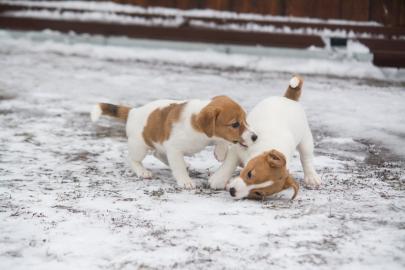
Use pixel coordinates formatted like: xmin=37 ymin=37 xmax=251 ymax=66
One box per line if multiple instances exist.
xmin=194 ymin=96 xmax=257 ymax=146
xmin=227 ymin=150 xmax=299 ymax=200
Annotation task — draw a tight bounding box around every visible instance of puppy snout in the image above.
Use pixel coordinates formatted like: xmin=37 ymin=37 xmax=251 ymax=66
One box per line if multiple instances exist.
xmin=251 ymin=134 xmax=258 ymax=142
xmin=229 ymin=187 xmax=236 ymax=197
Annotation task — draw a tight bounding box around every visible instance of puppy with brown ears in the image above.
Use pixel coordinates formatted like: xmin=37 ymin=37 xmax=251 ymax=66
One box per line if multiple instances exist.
xmin=229 ymin=150 xmax=299 ymax=200
xmin=91 ymin=96 xmax=257 ymax=189
xmin=209 ymin=76 xmax=321 ymax=199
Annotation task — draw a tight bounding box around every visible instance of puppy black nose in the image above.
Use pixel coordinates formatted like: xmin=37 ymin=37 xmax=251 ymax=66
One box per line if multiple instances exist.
xmin=229 ymin=187 xmax=236 ymax=197
xmin=251 ymin=134 xmax=258 ymax=142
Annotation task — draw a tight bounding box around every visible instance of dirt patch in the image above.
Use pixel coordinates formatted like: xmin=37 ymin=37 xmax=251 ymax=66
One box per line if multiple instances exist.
xmin=358 ymin=138 xmax=402 ymax=165
xmin=0 ymin=93 xmax=16 ymax=101
xmin=0 ymin=109 xmax=13 ymax=115
xmin=66 ymin=151 xmax=99 ymax=162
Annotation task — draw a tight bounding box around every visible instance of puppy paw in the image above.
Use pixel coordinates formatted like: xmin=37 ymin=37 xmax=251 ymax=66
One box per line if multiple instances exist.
xmin=135 ymin=170 xmax=153 ymax=179
xmin=177 ymin=178 xmax=196 ymax=189
xmin=304 ymin=172 xmax=321 ymax=187
xmin=209 ymin=175 xmax=228 ymax=190
xmin=140 ymin=170 xmax=153 ymax=179
xmin=131 ymin=161 xmax=153 ymax=179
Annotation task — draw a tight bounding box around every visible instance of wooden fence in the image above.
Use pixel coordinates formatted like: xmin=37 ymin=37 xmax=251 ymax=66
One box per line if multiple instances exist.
xmin=114 ymin=0 xmax=405 ymax=26
xmin=1 ymin=1 xmax=404 ymax=67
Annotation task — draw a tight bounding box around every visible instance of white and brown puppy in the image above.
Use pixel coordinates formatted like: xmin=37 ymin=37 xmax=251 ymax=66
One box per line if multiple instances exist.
xmin=208 ymin=76 xmax=321 ymax=199
xmin=91 ymin=96 xmax=257 ymax=189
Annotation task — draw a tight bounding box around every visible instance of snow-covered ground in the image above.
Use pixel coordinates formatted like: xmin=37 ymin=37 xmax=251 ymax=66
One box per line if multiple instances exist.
xmin=0 ymin=30 xmax=404 ymax=270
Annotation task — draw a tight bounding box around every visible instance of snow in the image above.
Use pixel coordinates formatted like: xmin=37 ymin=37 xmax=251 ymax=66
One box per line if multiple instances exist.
xmin=0 ymin=30 xmax=405 ymax=270
xmin=290 ymin=76 xmax=300 ymax=88
xmin=0 ymin=30 xmax=402 ymax=82
xmin=5 ymin=9 xmax=185 ymax=27
xmin=188 ymin=20 xmax=387 ymax=39
xmin=346 ymin=39 xmax=370 ymax=55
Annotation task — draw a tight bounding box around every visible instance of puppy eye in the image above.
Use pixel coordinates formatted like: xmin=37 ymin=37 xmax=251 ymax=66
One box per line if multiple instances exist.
xmin=231 ymin=122 xmax=240 ymax=128
xmin=247 ymin=170 xmax=252 ymax=179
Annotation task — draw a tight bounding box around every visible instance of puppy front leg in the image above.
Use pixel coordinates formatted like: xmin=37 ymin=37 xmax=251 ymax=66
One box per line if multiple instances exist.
xmin=209 ymin=146 xmax=239 ymax=190
xmin=166 ymin=149 xmax=195 ymax=189
xmin=214 ymin=141 xmax=229 ymax=162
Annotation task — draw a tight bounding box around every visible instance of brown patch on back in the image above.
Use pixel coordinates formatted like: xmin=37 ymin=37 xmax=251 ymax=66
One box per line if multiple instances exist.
xmin=142 ymin=102 xmax=186 ymax=148
xmin=284 ymin=76 xmax=303 ymax=101
xmin=99 ymin=103 xmax=131 ymax=121
xmin=239 ymin=150 xmax=299 ymax=200
xmin=191 ymin=96 xmax=247 ymax=143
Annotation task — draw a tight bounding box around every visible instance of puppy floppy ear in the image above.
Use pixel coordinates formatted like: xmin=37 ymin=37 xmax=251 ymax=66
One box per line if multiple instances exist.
xmin=196 ymin=106 xmax=220 ymax=137
xmin=266 ymin=150 xmax=286 ymax=168
xmin=283 ymin=174 xmax=299 ymax=200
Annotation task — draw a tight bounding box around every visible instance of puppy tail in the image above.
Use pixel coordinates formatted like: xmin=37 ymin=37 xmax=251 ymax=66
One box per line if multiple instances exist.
xmin=91 ymin=103 xmax=131 ymax=122
xmin=284 ymin=75 xmax=303 ymax=101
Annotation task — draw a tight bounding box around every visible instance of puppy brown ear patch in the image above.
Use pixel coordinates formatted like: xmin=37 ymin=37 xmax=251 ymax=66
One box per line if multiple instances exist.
xmin=192 ymin=106 xmax=220 ymax=137
xmin=266 ymin=150 xmax=286 ymax=168
xmin=284 ymin=175 xmax=299 ymax=200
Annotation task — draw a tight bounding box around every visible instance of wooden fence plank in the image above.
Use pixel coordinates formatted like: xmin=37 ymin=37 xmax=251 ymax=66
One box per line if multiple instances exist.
xmin=391 ymin=0 xmax=403 ymax=26
xmin=358 ymin=38 xmax=405 ymax=52
xmin=372 ymin=51 xmax=405 ymax=68
xmin=286 ymin=0 xmax=317 ymax=18
xmin=401 ymin=0 xmax=405 ymax=26
xmin=366 ymin=0 xmax=404 ymax=26
xmin=315 ymin=0 xmax=341 ymax=20
xmin=114 ymin=0 xmax=147 ymax=7
xmin=341 ymin=0 xmax=369 ymax=21
xmin=147 ymin=0 xmax=176 ymax=8
xmin=229 ymin=0 xmax=279 ymax=15
xmin=175 ymin=0 xmax=198 ymax=10
xmin=204 ymin=0 xmax=230 ymax=11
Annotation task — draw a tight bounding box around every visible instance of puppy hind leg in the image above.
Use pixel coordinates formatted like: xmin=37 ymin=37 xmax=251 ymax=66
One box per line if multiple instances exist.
xmin=297 ymin=132 xmax=321 ymax=186
xmin=128 ymin=138 xmax=153 ymax=179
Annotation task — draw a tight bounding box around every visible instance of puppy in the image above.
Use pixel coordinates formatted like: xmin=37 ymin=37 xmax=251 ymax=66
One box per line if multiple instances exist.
xmin=209 ymin=76 xmax=321 ymax=199
xmin=91 ymin=96 xmax=257 ymax=189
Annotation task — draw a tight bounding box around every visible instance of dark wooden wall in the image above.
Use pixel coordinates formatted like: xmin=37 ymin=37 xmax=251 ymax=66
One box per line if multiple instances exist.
xmin=113 ymin=0 xmax=405 ymax=26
